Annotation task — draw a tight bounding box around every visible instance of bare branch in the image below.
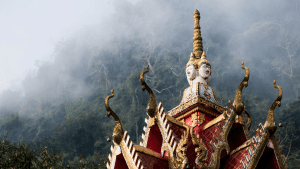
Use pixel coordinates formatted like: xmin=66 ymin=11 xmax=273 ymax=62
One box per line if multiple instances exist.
xmin=153 ymin=86 xmax=173 ymax=96
xmin=286 ymin=141 xmax=292 ymax=162
xmin=167 ymin=66 xmax=179 ymax=76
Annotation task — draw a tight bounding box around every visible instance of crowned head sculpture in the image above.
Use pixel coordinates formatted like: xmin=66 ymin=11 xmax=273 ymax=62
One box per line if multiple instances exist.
xmin=181 ymin=10 xmax=219 ymax=105
xmin=186 ymin=10 xmax=211 ymax=86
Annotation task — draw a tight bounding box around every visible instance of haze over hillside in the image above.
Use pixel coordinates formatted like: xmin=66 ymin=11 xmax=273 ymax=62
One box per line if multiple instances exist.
xmin=1 ymin=0 xmax=299 ymax=119
xmin=0 ymin=0 xmax=299 ymax=167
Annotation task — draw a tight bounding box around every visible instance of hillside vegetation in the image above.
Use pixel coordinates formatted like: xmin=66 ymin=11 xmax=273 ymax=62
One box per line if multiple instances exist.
xmin=0 ymin=0 xmax=300 ymax=168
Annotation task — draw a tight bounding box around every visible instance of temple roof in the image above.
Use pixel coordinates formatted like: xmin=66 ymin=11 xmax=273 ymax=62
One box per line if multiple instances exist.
xmin=105 ymin=9 xmax=287 ymax=169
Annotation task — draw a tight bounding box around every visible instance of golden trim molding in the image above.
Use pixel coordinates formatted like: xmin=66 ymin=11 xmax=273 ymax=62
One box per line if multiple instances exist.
xmin=203 ymin=113 xmax=225 ymax=131
xmin=169 ymin=96 xmax=225 ymax=117
xmin=229 ymin=139 xmax=252 ymax=156
xmin=134 ymin=145 xmax=166 ymax=160
xmin=175 ymin=107 xmax=199 ymax=121
xmin=166 ymin=115 xmax=186 ymax=128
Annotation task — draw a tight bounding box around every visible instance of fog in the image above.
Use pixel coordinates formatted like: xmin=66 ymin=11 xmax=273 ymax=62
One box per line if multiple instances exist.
xmin=0 ymin=0 xmax=299 ymax=119
xmin=0 ymin=0 xmax=115 ymax=91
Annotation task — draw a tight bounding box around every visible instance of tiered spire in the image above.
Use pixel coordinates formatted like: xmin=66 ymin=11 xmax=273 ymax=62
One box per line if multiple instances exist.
xmin=186 ymin=10 xmax=209 ymax=71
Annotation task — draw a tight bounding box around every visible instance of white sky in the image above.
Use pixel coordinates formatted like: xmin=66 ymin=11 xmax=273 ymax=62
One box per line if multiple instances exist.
xmin=0 ymin=0 xmax=139 ymax=93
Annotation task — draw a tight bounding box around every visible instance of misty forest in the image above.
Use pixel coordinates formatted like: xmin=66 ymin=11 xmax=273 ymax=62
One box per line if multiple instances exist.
xmin=1 ymin=0 xmax=300 ymax=168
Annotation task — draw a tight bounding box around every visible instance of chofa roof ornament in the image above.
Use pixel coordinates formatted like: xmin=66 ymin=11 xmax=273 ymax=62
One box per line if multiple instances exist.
xmin=232 ymin=61 xmax=249 ymax=115
xmin=264 ymin=80 xmax=282 ymax=135
xmin=140 ymin=65 xmax=158 ymax=118
xmin=105 ymin=89 xmax=124 ymax=145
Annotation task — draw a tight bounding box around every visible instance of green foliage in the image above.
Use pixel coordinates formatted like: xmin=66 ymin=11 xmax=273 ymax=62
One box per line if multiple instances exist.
xmin=0 ymin=133 xmax=64 ymax=168
xmin=0 ymin=133 xmax=108 ymax=168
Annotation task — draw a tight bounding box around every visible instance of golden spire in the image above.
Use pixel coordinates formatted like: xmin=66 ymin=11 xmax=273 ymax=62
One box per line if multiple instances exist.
xmin=186 ymin=10 xmax=209 ymax=71
xmin=140 ymin=65 xmax=157 ymax=118
xmin=193 ymin=9 xmax=203 ymax=58
xmin=105 ymin=89 xmax=124 ymax=145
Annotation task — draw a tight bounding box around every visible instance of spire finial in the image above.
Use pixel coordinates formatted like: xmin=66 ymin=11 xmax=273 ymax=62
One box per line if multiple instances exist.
xmin=186 ymin=10 xmax=208 ymax=71
xmin=193 ymin=9 xmax=203 ymax=58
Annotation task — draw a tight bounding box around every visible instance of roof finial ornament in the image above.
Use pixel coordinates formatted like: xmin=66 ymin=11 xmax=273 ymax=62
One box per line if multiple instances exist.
xmin=186 ymin=10 xmax=209 ymax=71
xmin=140 ymin=65 xmax=157 ymax=118
xmin=232 ymin=62 xmax=249 ymax=115
xmin=192 ymin=9 xmax=203 ymax=58
xmin=105 ymin=89 xmax=124 ymax=145
xmin=264 ymin=80 xmax=282 ymax=135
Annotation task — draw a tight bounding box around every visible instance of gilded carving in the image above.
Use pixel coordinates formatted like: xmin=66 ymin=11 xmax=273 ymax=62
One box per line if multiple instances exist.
xmin=105 ymin=89 xmax=124 ymax=145
xmin=190 ymin=112 xmax=205 ymax=127
xmin=174 ymin=130 xmax=189 ymax=168
xmin=191 ymin=113 xmax=198 ymax=127
xmin=232 ymin=61 xmax=249 ymax=115
xmin=220 ymin=62 xmax=250 ymax=143
xmin=203 ymin=113 xmax=225 ymax=131
xmin=198 ymin=113 xmax=205 ymax=125
xmin=198 ymin=142 xmax=230 ymax=169
xmin=220 ymin=108 xmax=236 ymax=143
xmin=161 ymin=142 xmax=188 ymax=169
xmin=162 ymin=125 xmax=210 ymax=169
xmin=203 ymin=90 xmax=211 ymax=100
xmin=171 ymin=97 xmax=224 ymax=118
xmin=235 ymin=114 xmax=245 ymax=125
xmin=264 ymin=80 xmax=282 ymax=135
xmin=190 ymin=128 xmax=209 ymax=168
xmin=245 ymin=111 xmax=252 ymax=130
xmin=247 ymin=130 xmax=270 ymax=168
xmin=166 ymin=115 xmax=186 ymax=128
xmin=140 ymin=65 xmax=158 ymax=118
xmin=134 ymin=145 xmax=166 ymax=160
xmin=161 ymin=132 xmax=189 ymax=169
xmin=247 ymin=80 xmax=283 ymax=168
xmin=189 ymin=114 xmax=230 ymax=169
xmin=176 ymin=106 xmax=216 ymax=122
xmin=229 ymin=139 xmax=253 ymax=156
xmin=195 ymin=138 xmax=208 ymax=168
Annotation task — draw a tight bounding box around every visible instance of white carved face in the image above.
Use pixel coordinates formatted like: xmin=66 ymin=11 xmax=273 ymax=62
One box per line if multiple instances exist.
xmin=199 ymin=64 xmax=211 ymax=79
xmin=186 ymin=65 xmax=197 ymax=85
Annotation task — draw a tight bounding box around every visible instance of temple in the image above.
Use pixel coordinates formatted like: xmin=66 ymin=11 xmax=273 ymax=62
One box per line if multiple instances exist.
xmin=105 ymin=10 xmax=287 ymax=169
